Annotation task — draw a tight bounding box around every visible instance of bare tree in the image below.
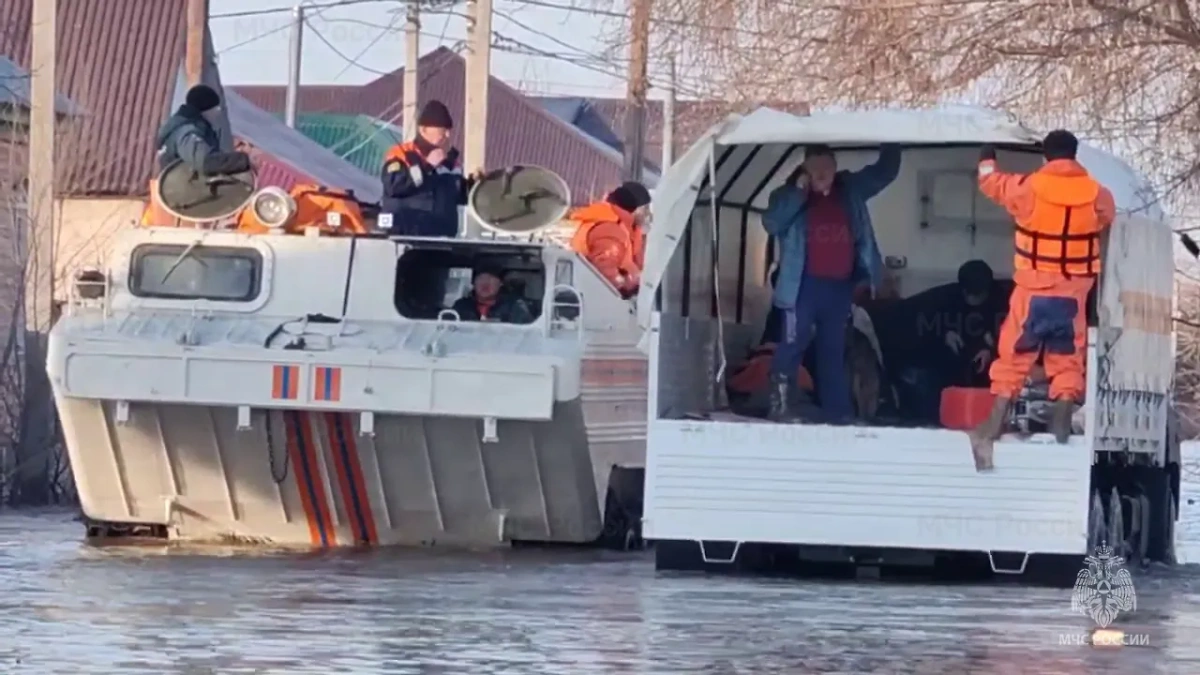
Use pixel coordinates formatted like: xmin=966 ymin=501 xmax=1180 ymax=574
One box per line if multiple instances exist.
xmin=0 ymin=93 xmax=83 ymax=507
xmin=627 ymin=1 xmax=1200 ymax=206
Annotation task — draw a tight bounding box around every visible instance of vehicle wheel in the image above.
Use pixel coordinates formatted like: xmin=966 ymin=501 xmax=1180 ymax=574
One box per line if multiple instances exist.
xmin=1164 ymin=488 xmax=1177 ymax=565
xmin=1087 ymin=490 xmax=1106 ymax=552
xmin=1131 ymin=494 xmax=1151 ymax=566
xmin=1145 ymin=468 xmax=1176 ymax=563
xmin=1108 ymin=487 xmax=1125 ymax=559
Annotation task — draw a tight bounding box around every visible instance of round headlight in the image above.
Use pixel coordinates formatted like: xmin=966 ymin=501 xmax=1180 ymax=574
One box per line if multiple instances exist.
xmin=251 ymin=187 xmax=295 ymax=228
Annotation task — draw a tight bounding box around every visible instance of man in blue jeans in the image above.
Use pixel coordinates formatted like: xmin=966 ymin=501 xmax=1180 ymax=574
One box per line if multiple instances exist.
xmin=762 ymin=143 xmax=901 ymax=423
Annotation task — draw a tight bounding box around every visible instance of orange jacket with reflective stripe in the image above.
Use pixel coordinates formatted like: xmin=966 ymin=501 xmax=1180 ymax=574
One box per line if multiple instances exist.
xmin=568 ymin=201 xmax=644 ymax=293
xmin=978 ymin=158 xmax=1116 ymax=277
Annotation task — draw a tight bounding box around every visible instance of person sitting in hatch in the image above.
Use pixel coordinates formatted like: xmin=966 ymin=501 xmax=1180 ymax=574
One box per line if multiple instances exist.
xmin=451 ymin=264 xmax=535 ymax=324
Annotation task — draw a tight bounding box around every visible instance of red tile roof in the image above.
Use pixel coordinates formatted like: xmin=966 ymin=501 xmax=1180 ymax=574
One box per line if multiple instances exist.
xmin=231 ymin=47 xmax=635 ymax=205
xmin=0 ymin=0 xmax=191 ymax=196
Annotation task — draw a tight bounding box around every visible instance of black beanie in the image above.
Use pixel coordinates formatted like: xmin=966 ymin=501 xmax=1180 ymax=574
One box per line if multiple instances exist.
xmin=473 ymin=261 xmax=504 ymax=281
xmin=417 ymin=100 xmax=453 ymax=129
xmin=185 ymin=84 xmax=221 ymax=113
xmin=605 ymin=181 xmax=651 ymax=213
xmin=957 ymin=259 xmax=994 ymax=294
xmin=1042 ymin=129 xmax=1078 ymax=161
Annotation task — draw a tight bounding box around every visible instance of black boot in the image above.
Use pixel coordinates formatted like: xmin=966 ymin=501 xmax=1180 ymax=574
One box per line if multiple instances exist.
xmin=1050 ymin=398 xmax=1075 ymax=444
xmin=767 ymin=373 xmax=796 ymax=422
xmin=969 ymin=396 xmax=1010 ymax=472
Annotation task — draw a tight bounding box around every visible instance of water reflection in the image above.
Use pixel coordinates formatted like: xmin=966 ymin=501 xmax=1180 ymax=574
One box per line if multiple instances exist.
xmin=1 ymin=510 xmax=1198 ymax=673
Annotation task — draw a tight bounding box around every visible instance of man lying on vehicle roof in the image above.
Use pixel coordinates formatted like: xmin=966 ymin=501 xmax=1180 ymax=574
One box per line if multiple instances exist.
xmin=568 ymin=181 xmax=651 ymax=298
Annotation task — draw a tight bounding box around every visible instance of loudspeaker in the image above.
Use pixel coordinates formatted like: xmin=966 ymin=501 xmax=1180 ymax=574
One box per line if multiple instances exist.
xmin=155 ymin=159 xmax=256 ymax=222
xmin=467 ymin=165 xmax=570 ymax=236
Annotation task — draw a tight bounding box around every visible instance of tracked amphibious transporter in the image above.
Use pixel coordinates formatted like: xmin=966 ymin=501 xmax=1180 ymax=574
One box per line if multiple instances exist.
xmin=48 ymin=161 xmax=647 ymax=548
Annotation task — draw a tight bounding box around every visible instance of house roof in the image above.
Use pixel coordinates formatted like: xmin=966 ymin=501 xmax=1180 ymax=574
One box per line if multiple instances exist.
xmin=221 ymin=90 xmax=380 ymax=201
xmin=0 ymin=0 xmax=196 ymax=196
xmin=0 ymin=55 xmax=80 ymax=115
xmin=230 ymin=47 xmax=652 ymax=205
xmin=291 ymin=112 xmax=403 ymax=176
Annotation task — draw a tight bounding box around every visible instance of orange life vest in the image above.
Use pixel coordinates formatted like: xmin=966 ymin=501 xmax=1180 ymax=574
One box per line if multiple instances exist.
xmin=1013 ymin=171 xmax=1104 ymax=277
xmin=236 ymin=183 xmax=369 ymax=235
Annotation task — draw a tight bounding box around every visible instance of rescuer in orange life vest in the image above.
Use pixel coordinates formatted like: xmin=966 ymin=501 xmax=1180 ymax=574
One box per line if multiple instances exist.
xmin=569 ymin=181 xmax=651 ymax=298
xmin=970 ymin=130 xmax=1116 ymax=471
xmin=380 ymin=100 xmax=481 ymax=237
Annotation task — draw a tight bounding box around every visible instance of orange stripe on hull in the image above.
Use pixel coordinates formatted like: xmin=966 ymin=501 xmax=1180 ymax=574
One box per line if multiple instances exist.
xmin=284 ymin=411 xmax=323 ymax=547
xmin=324 ymin=412 xmax=377 ymax=545
xmin=299 ymin=412 xmax=335 ymax=545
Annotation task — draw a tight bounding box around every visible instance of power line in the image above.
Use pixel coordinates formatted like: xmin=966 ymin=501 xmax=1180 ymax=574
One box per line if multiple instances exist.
xmin=211 ymin=0 xmax=402 ymax=20
xmin=510 ymin=0 xmax=778 ymax=39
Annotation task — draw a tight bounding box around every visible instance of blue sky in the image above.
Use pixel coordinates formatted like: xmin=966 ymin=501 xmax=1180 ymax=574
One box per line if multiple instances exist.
xmin=209 ymin=0 xmax=630 ymax=97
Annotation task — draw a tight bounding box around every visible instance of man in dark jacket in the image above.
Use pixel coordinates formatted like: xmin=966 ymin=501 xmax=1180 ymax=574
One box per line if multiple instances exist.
xmin=381 ymin=101 xmax=480 ymax=237
xmin=155 ymin=84 xmax=249 ymax=175
xmin=451 ymin=265 xmax=534 ymax=324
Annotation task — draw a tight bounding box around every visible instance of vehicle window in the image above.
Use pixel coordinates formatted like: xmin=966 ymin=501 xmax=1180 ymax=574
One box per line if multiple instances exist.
xmin=394 ymin=247 xmax=544 ymax=323
xmin=443 ymin=267 xmax=473 ymax=307
xmin=129 ymin=244 xmax=263 ymax=302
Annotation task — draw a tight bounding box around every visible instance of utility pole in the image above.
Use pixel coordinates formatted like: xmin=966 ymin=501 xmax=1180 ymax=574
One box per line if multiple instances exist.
xmin=285 ymin=5 xmax=305 ymax=127
xmin=403 ymin=1 xmax=419 ymax=138
xmin=20 ymin=0 xmax=57 ymax=506
xmin=27 ymin=0 xmax=55 ymax=335
xmin=463 ymin=0 xmax=492 ymax=237
xmin=661 ymin=55 xmax=676 ymax=171
xmin=186 ymin=0 xmax=209 ymax=86
xmin=623 ymin=0 xmax=651 ymax=183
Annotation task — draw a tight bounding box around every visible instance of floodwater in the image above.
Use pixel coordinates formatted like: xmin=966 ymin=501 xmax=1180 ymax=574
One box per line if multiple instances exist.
xmin=2 ymin=511 xmax=1200 ymax=674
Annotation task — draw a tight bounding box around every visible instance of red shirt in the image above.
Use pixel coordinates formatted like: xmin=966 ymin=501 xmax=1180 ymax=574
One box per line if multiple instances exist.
xmin=805 ymin=189 xmax=854 ymax=280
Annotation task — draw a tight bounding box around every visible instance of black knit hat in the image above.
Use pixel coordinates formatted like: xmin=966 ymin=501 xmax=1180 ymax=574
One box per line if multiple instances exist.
xmin=185 ymin=84 xmax=221 ymax=113
xmin=473 ymin=260 xmax=504 ymax=281
xmin=417 ymin=100 xmax=453 ymax=129
xmin=957 ymin=259 xmax=994 ymax=295
xmin=605 ymin=181 xmax=651 ymax=213
xmin=1042 ymin=129 xmax=1078 ymax=161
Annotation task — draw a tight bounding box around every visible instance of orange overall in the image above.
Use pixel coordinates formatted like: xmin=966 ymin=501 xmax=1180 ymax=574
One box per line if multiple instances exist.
xmin=568 ymin=201 xmax=645 ymax=297
xmin=977 ymin=158 xmax=1116 ymax=401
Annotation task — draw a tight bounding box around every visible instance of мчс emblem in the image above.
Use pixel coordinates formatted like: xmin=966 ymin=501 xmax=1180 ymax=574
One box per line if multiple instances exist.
xmin=1071 ymin=545 xmax=1136 ymax=628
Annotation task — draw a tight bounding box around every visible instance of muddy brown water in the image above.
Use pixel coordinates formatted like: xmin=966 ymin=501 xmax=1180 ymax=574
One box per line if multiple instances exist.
xmin=2 ymin=510 xmax=1199 ymax=674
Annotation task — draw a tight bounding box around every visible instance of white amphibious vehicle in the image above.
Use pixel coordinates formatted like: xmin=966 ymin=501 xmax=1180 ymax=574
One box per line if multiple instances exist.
xmin=638 ymin=107 xmax=1180 ymax=583
xmin=48 ymin=164 xmax=648 ymax=548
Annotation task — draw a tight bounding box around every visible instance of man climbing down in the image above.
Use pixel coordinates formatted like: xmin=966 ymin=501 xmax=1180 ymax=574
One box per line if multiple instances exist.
xmin=971 ymin=131 xmax=1116 ymax=471
xmin=381 ymin=100 xmax=480 ymax=237
xmin=569 ymin=181 xmax=651 ymax=298
xmin=144 ymin=84 xmax=251 ymax=226
xmin=761 ymin=143 xmax=901 ymax=423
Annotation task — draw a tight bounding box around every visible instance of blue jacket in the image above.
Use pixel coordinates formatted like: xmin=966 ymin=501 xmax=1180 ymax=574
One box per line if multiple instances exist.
xmin=155 ymin=104 xmax=221 ymax=173
xmin=763 ymin=144 xmax=901 ymax=309
xmin=381 ymin=141 xmax=468 ymax=237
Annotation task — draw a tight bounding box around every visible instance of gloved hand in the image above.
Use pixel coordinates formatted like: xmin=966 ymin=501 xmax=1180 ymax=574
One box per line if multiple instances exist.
xmin=979 ymin=144 xmax=996 ymax=162
xmin=202 ymin=151 xmax=251 ymax=175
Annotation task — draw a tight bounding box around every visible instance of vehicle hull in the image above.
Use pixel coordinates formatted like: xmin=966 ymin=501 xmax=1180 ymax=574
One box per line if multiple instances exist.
xmin=57 ymin=395 xmax=641 ymax=548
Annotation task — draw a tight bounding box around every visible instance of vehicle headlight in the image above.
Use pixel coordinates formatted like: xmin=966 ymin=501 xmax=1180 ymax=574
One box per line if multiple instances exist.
xmin=251 ymin=187 xmax=296 ymax=229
